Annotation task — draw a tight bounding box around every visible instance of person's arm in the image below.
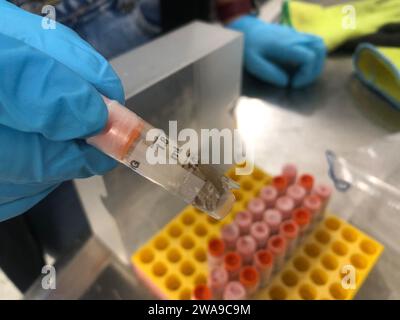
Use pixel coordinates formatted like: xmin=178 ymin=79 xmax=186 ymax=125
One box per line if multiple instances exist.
xmin=0 ymin=1 xmax=123 ymax=221
xmin=216 ymin=0 xmax=327 ymax=88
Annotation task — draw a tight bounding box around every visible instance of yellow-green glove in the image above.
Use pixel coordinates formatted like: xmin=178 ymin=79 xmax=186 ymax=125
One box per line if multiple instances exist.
xmin=353 ymin=44 xmax=400 ymax=109
xmin=282 ymin=0 xmax=400 ymax=51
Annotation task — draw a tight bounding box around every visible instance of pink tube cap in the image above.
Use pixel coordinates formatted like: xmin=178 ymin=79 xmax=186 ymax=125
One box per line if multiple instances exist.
xmin=250 ymin=221 xmax=270 ymax=244
xmin=276 ymin=196 xmax=295 ymax=219
xmin=259 ymin=186 xmax=278 ymax=207
xmin=263 ymin=209 xmax=282 ymax=230
xmin=287 ymin=185 xmax=306 ymax=206
xmin=303 ymin=194 xmax=322 ymax=214
xmin=208 ymin=266 xmax=228 ymax=288
xmin=268 ymin=235 xmax=287 ymax=255
xmin=223 ymin=281 xmax=246 ymax=300
xmin=247 ymin=198 xmax=265 ymax=220
xmin=221 ymin=223 xmax=240 ymax=243
xmin=282 ymin=163 xmax=297 ymax=185
xmin=236 ymin=236 xmax=257 ymax=256
xmin=314 ymin=184 xmax=332 ymax=202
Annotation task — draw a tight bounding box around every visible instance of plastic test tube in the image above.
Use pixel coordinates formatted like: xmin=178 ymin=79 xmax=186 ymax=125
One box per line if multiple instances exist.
xmin=275 ymin=196 xmax=295 ymax=220
xmin=263 ymin=209 xmax=282 ymax=235
xmin=234 ymin=211 xmax=253 ymax=235
xmin=239 ymin=266 xmax=260 ymax=297
xmin=259 ymin=186 xmax=278 ymax=208
xmin=208 ymin=238 xmax=225 ymax=268
xmin=250 ymin=221 xmax=270 ymax=249
xmin=208 ymin=266 xmax=229 ymax=300
xmin=236 ymin=236 xmax=257 ymax=265
xmin=221 ymin=223 xmax=240 ymax=251
xmin=87 ymin=97 xmax=238 ymax=220
xmin=267 ymin=235 xmax=287 ymax=273
xmin=298 ymin=173 xmax=314 ymax=194
xmin=314 ymin=184 xmax=332 ymax=220
xmin=282 ymin=163 xmax=297 ymax=185
xmin=192 ymin=284 xmax=212 ymax=300
xmin=223 ymin=281 xmax=247 ymax=300
xmin=254 ymin=249 xmax=274 ymax=288
xmin=272 ymin=175 xmax=288 ymax=196
xmin=303 ymin=194 xmax=322 ymax=225
xmin=293 ymin=208 xmax=311 ymax=242
xmin=286 ymin=184 xmax=306 ymax=207
xmin=247 ymin=198 xmax=266 ymax=221
xmin=279 ymin=220 xmax=299 ymax=258
xmin=224 ymin=252 xmax=242 ymax=281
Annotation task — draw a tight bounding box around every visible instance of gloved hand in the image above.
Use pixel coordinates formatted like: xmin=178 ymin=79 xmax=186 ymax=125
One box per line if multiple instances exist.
xmin=228 ymin=15 xmax=326 ymax=88
xmin=0 ymin=1 xmax=124 ymax=221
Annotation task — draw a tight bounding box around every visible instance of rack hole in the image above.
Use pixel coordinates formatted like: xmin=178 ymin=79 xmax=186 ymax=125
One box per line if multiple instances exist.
xmin=269 ymin=285 xmax=287 ymax=300
xmin=139 ymin=248 xmax=154 ymax=264
xmin=165 ymin=275 xmax=181 ymax=291
xmin=293 ymin=256 xmax=310 ymax=272
xmin=329 ymin=283 xmax=348 ymax=300
xmin=304 ymin=243 xmax=321 ymax=258
xmin=168 ymin=224 xmax=183 ymax=238
xmin=181 ymin=236 xmax=195 ymax=250
xmin=310 ymin=269 xmax=328 ymax=286
xmin=181 ymin=212 xmax=195 ymax=226
xmin=194 ymin=248 xmax=206 ymax=263
xmin=179 ymin=288 xmax=191 ymax=300
xmin=332 ymin=241 xmax=348 ymax=256
xmin=167 ymin=248 xmax=182 ymax=263
xmin=154 ymin=236 xmax=169 ymax=251
xmin=299 ymin=284 xmax=317 ymax=300
xmin=325 ymin=217 xmax=341 ymax=231
xmin=194 ymin=224 xmax=208 ymax=237
xmin=180 ymin=261 xmax=195 ymax=276
xmin=241 ymin=179 xmax=253 ymax=191
xmin=350 ymin=254 xmax=368 ymax=269
xmin=152 ymin=262 xmax=167 ymax=277
xmin=321 ymin=254 xmax=338 ymax=270
xmin=194 ymin=274 xmax=207 ymax=286
xmin=281 ymin=270 xmax=299 ymax=287
xmin=315 ymin=230 xmax=331 ymax=244
xmin=341 ymin=227 xmax=358 ymax=243
xmin=360 ymin=240 xmax=378 ymax=255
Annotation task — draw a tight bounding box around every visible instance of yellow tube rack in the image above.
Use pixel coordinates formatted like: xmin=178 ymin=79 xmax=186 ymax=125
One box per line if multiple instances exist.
xmin=131 ymin=166 xmax=383 ymax=300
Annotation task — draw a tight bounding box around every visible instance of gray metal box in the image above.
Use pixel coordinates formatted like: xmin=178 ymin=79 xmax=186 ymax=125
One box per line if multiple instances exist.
xmin=75 ymin=21 xmax=243 ymax=264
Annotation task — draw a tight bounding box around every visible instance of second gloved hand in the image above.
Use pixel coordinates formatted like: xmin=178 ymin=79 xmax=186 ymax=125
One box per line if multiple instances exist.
xmin=228 ymin=15 xmax=326 ymax=88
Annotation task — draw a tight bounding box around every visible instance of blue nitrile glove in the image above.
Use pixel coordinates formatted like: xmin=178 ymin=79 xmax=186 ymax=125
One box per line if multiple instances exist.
xmin=228 ymin=15 xmax=326 ymax=88
xmin=0 ymin=1 xmax=124 ymax=221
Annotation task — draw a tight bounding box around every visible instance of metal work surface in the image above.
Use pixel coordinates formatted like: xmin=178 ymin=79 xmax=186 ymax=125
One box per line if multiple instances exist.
xmin=26 ymin=2 xmax=400 ymax=299
xmin=27 ymin=55 xmax=399 ymax=300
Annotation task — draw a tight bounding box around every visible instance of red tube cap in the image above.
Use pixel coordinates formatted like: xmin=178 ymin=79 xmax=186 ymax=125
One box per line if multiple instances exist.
xmin=240 ymin=266 xmax=260 ymax=287
xmin=208 ymin=238 xmax=225 ymax=258
xmin=298 ymin=174 xmax=314 ymax=193
xmin=193 ymin=284 xmax=212 ymax=300
xmin=224 ymin=252 xmax=242 ymax=272
xmin=293 ymin=208 xmax=311 ymax=227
